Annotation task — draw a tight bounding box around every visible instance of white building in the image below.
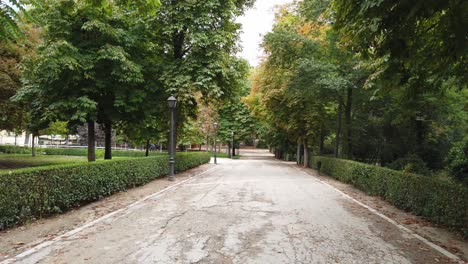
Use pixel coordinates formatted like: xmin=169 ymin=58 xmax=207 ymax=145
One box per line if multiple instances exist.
xmin=0 ymin=130 xmax=34 ymax=146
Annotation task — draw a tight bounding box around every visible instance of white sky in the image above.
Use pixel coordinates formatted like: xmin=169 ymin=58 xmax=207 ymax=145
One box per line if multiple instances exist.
xmin=236 ymin=0 xmax=294 ymax=67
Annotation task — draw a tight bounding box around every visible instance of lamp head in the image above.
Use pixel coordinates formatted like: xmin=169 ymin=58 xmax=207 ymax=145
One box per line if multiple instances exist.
xmin=167 ymin=96 xmax=177 ymax=109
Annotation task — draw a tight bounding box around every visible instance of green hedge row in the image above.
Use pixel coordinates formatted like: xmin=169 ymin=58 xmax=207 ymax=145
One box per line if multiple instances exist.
xmin=0 ymin=145 xmax=31 ymax=154
xmin=310 ymin=156 xmax=468 ymax=236
xmin=0 ymin=145 xmax=164 ymax=157
xmin=0 ymin=152 xmax=211 ymax=230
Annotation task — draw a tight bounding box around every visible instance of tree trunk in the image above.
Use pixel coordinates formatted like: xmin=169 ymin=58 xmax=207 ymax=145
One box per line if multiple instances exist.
xmin=14 ymin=134 xmax=17 ymax=145
xmin=87 ymin=121 xmax=96 ymax=162
xmin=31 ymin=134 xmax=36 ymax=157
xmin=344 ymin=87 xmax=353 ymax=159
xmin=334 ymin=97 xmax=343 ymax=158
xmin=24 ymin=132 xmax=30 ymax=146
xmin=145 ymin=138 xmax=150 ymax=157
xmin=319 ymin=126 xmax=325 ymax=155
xmin=65 ymin=135 xmax=70 ymax=147
xmin=104 ymin=122 xmax=112 ymax=160
xmin=232 ymin=141 xmax=236 ymax=157
xmin=303 ymin=138 xmax=309 ymax=168
xmin=296 ymin=140 xmax=301 ymax=165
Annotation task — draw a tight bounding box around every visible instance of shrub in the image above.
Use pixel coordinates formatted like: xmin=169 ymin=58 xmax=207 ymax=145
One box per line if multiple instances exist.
xmin=386 ymin=154 xmax=431 ymax=175
xmin=0 ymin=145 xmax=31 ymax=154
xmin=0 ymin=152 xmax=210 ymax=230
xmin=311 ymin=156 xmax=468 ymax=236
xmin=447 ymin=139 xmax=468 ymax=182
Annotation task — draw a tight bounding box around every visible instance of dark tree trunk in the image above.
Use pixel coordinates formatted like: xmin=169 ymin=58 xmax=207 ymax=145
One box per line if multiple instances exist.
xmin=31 ymin=134 xmax=36 ymax=157
xmin=319 ymin=126 xmax=325 ymax=155
xmin=303 ymin=138 xmax=309 ymax=168
xmin=334 ymin=97 xmax=343 ymax=158
xmin=14 ymin=134 xmax=17 ymax=145
xmin=344 ymin=87 xmax=353 ymax=159
xmin=300 ymin=143 xmax=304 ymax=164
xmin=104 ymin=122 xmax=112 ymax=160
xmin=65 ymin=135 xmax=70 ymax=147
xmin=87 ymin=121 xmax=96 ymax=162
xmin=145 ymin=138 xmax=150 ymax=157
xmin=296 ymin=140 xmax=301 ymax=165
xmin=232 ymin=141 xmax=236 ymax=157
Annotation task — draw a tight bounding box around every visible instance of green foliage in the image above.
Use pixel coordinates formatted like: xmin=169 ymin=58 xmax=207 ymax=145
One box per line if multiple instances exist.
xmin=311 ymin=156 xmax=468 ymax=236
xmin=0 ymin=0 xmax=38 ymax=42
xmin=332 ymin=0 xmax=467 ymax=85
xmin=178 ymin=118 xmax=205 ymax=146
xmin=0 ymin=152 xmax=210 ymax=229
xmin=41 ymin=121 xmax=69 ymax=136
xmin=249 ymin=0 xmax=467 ymax=174
xmin=447 ymin=138 xmax=468 ymax=182
xmin=386 ymin=154 xmax=431 ymax=176
xmin=0 ymin=145 xmax=31 ymax=154
xmin=0 ymin=25 xmax=40 ymax=132
xmin=13 ymin=0 xmax=162 ymax=157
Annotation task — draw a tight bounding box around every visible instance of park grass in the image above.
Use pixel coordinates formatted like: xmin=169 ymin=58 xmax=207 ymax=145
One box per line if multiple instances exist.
xmin=0 ymin=154 xmax=87 ymax=170
xmin=0 ymin=154 xmax=138 ymax=171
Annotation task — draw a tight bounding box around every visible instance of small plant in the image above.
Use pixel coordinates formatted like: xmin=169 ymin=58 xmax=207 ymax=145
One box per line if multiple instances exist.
xmin=387 ymin=154 xmax=431 ymax=176
xmin=447 ymin=138 xmax=468 ymax=182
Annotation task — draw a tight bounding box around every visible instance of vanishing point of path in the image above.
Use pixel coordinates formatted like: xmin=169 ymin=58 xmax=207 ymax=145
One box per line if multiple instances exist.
xmin=2 ymin=150 xmax=462 ymax=263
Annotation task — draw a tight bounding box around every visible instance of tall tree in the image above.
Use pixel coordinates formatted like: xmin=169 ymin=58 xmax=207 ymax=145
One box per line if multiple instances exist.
xmin=16 ymin=0 xmax=159 ymax=161
xmin=151 ymin=0 xmax=254 ymax=140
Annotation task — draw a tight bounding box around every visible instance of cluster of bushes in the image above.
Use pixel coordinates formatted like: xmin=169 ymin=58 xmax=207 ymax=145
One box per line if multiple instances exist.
xmin=447 ymin=138 xmax=468 ymax=183
xmin=386 ymin=154 xmax=431 ymax=175
xmin=0 ymin=145 xmax=31 ymax=154
xmin=311 ymin=156 xmax=468 ymax=236
xmin=0 ymin=145 xmax=164 ymax=158
xmin=0 ymin=152 xmax=211 ymax=230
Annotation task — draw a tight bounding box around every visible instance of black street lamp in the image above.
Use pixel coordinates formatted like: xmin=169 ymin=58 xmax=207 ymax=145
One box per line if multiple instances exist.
xmin=167 ymin=96 xmax=177 ymax=181
xmin=213 ymin=122 xmax=218 ymax=164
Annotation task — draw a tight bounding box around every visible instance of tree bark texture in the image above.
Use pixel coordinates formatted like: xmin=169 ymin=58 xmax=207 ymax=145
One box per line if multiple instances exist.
xmin=145 ymin=138 xmax=150 ymax=157
xmin=334 ymin=97 xmax=343 ymax=158
xmin=344 ymin=87 xmax=353 ymax=159
xmin=31 ymin=134 xmax=36 ymax=157
xmin=87 ymin=121 xmax=96 ymax=162
xmin=104 ymin=122 xmax=112 ymax=160
xmin=303 ymin=138 xmax=309 ymax=168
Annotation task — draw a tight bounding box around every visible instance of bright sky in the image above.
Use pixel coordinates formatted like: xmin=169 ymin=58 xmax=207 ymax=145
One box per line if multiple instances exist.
xmin=236 ymin=0 xmax=294 ymax=67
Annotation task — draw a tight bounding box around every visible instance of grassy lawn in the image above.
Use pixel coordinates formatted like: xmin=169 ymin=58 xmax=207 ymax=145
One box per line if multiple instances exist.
xmin=0 ymin=154 xmax=137 ymax=171
xmin=0 ymin=154 xmax=88 ymax=170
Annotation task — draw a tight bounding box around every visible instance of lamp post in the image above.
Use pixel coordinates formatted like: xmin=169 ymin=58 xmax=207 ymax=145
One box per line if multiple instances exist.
xmin=213 ymin=122 xmax=218 ymax=164
xmin=167 ymin=96 xmax=177 ymax=181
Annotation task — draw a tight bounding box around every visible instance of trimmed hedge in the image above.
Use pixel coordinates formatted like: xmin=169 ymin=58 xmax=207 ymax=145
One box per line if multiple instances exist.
xmin=0 ymin=145 xmax=31 ymax=154
xmin=311 ymin=156 xmax=468 ymax=236
xmin=0 ymin=152 xmax=210 ymax=230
